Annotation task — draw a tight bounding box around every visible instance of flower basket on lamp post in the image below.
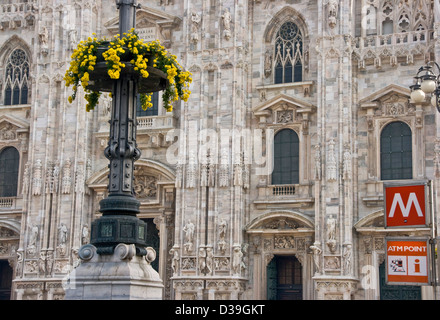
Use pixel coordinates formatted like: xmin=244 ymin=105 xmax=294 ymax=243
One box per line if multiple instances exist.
xmin=63 ymin=22 xmax=192 ymax=255
xmin=64 ymin=30 xmax=192 ymax=112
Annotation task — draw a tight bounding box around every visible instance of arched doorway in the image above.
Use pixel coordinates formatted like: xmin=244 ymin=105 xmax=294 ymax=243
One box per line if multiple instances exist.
xmin=267 ymin=255 xmax=302 ymax=300
xmin=0 ymin=260 xmax=12 ymax=300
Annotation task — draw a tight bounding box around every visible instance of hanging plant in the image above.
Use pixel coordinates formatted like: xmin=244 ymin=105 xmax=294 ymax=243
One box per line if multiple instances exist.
xmin=64 ymin=28 xmax=192 ymax=112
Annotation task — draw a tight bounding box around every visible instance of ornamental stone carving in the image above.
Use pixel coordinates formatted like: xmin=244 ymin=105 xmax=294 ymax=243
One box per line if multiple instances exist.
xmin=183 ymin=220 xmax=195 ymax=254
xmin=314 ymin=144 xmax=322 ymax=180
xmin=327 ymin=139 xmax=337 ymax=182
xmin=0 ymin=123 xmax=17 ymax=140
xmin=217 ymin=218 xmax=227 ymax=254
xmin=310 ymin=242 xmax=323 ymax=275
xmin=326 ymin=215 xmax=337 ymax=253
xmin=232 ymin=245 xmax=244 ymax=275
xmin=324 ymin=256 xmax=340 ymax=270
xmin=186 ymin=150 xmax=197 ymax=188
xmin=276 ymin=110 xmax=294 ymax=123
xmin=32 ymin=160 xmax=43 ymax=196
xmin=62 ymin=159 xmax=72 ymax=194
xmin=134 ymin=171 xmax=157 ymax=199
xmin=264 ymin=50 xmax=272 ymax=78
xmin=190 ymin=12 xmax=201 ymax=44
xmin=343 ymin=243 xmax=353 ymax=275
xmin=325 ymin=0 xmax=339 ymax=29
xmin=222 ymin=8 xmax=232 ymax=40
xmin=27 ymin=224 xmax=38 ymax=256
xmin=170 ymin=247 xmax=180 ymax=276
xmin=274 ymin=236 xmax=295 ymax=249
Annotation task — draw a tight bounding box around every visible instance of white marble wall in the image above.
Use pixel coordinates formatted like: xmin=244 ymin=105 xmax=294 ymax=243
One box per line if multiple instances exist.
xmin=0 ymin=0 xmax=438 ymax=300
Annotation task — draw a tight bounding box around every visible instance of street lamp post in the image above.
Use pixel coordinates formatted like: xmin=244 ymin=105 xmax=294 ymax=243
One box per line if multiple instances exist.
xmin=410 ymin=61 xmax=440 ymax=111
xmin=409 ymin=60 xmax=440 ymax=297
xmin=89 ymin=0 xmax=166 ymax=256
xmin=65 ymin=0 xmax=168 ymax=300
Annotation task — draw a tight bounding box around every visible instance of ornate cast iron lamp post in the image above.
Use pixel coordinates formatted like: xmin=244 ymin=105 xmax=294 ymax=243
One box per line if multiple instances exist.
xmin=89 ymin=0 xmax=167 ymax=256
xmin=410 ymin=61 xmax=440 ymax=112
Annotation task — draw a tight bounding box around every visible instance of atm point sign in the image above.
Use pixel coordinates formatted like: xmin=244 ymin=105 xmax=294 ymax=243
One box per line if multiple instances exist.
xmin=386 ymin=238 xmax=430 ymax=285
xmin=384 ymin=183 xmax=428 ymax=228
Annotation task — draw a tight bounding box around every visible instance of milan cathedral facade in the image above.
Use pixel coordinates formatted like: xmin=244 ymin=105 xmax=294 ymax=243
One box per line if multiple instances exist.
xmin=0 ymin=0 xmax=439 ymax=300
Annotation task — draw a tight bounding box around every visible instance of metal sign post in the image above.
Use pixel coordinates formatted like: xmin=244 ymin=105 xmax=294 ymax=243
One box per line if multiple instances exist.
xmin=383 ymin=181 xmax=438 ymax=294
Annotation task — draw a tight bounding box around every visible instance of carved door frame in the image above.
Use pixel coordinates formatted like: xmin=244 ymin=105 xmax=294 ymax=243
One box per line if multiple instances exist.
xmin=246 ymin=210 xmax=315 ymax=300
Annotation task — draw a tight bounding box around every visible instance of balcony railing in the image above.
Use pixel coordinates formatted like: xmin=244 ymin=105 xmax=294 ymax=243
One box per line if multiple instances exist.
xmin=0 ymin=197 xmax=21 ymax=210
xmin=271 ymin=184 xmax=296 ymax=196
xmin=1 ymin=1 xmax=36 ymax=14
xmin=137 ymin=115 xmax=176 ymax=130
xmin=254 ymin=183 xmax=314 ymax=208
xmin=354 ymin=30 xmax=433 ymax=50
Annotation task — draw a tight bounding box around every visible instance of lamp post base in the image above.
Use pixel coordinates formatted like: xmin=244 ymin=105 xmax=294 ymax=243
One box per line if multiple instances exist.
xmin=90 ymin=213 xmax=148 ymax=255
xmin=64 ymin=243 xmax=163 ymax=300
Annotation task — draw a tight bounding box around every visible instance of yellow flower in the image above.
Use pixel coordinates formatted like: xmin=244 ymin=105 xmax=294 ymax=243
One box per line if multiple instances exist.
xmin=65 ymin=29 xmax=192 ymax=112
xmin=140 ymin=69 xmax=149 ymax=78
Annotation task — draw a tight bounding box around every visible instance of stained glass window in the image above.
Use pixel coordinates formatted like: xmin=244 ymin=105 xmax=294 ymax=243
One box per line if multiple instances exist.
xmin=4 ymin=49 xmax=29 ymax=105
xmin=274 ymin=22 xmax=303 ymax=84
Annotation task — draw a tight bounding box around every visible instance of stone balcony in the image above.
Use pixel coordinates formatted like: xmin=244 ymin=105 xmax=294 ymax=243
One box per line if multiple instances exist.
xmin=354 ymin=30 xmax=433 ymax=49
xmin=0 ymin=197 xmax=22 ymax=212
xmin=95 ymin=114 xmax=177 ymax=151
xmin=254 ymin=183 xmax=314 ymax=209
xmin=352 ymin=29 xmax=434 ymax=68
xmin=137 ymin=114 xmax=176 ymax=132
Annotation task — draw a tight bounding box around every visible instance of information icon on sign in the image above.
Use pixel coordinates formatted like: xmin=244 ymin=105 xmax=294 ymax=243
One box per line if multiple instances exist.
xmin=408 ymin=256 xmax=427 ymax=276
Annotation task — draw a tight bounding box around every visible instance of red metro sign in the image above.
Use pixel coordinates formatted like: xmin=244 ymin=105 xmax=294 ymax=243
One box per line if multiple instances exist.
xmin=384 ymin=182 xmax=429 ymax=228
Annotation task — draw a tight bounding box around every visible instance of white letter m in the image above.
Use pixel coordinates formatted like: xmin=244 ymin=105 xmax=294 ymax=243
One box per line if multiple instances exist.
xmin=388 ymin=193 xmax=423 ymax=218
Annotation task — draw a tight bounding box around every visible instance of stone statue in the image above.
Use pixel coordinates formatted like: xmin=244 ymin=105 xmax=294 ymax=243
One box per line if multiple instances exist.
xmin=198 ymin=247 xmax=206 ymax=274
xmin=183 ymin=220 xmax=195 ymax=253
xmin=222 ymin=8 xmax=232 ymax=40
xmin=232 ymin=245 xmax=244 ymax=275
xmin=190 ymin=12 xmax=201 ymax=44
xmin=170 ymin=248 xmax=179 ymax=275
xmin=310 ymin=242 xmax=322 ymax=275
xmin=326 ymin=215 xmax=337 ymax=253
xmin=218 ymin=218 xmax=227 ymax=253
xmin=343 ymin=243 xmax=352 ymax=275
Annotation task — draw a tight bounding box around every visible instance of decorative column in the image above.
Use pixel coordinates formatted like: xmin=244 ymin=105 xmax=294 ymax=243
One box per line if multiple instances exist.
xmin=313 ymin=0 xmax=358 ymax=299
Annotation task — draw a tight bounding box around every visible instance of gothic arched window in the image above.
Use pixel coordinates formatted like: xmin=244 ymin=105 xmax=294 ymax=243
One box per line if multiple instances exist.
xmin=273 ymin=129 xmax=299 ymax=185
xmin=0 ymin=147 xmax=19 ymax=197
xmin=4 ymin=48 xmax=30 ymax=105
xmin=380 ymin=121 xmax=412 ymax=180
xmin=274 ymin=21 xmax=303 ymax=84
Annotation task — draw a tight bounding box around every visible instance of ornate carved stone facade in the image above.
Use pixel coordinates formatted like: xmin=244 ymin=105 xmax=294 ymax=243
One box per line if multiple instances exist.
xmin=0 ymin=0 xmax=438 ymax=300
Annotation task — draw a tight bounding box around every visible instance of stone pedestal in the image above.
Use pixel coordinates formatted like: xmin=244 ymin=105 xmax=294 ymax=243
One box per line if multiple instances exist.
xmin=64 ymin=243 xmax=163 ymax=300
